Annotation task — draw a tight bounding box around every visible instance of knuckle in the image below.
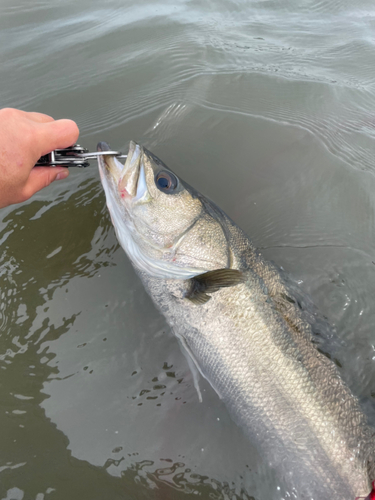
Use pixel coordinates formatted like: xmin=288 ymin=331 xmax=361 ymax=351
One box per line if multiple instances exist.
xmin=44 ymin=174 xmax=54 ymax=188
xmin=21 ymin=128 xmax=39 ymax=157
xmin=22 ymin=127 xmax=34 ymax=147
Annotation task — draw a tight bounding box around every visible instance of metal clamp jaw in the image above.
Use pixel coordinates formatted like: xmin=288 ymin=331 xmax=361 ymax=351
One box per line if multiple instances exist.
xmin=34 ymin=144 xmax=127 ymax=168
xmin=35 ymin=144 xmax=90 ymax=168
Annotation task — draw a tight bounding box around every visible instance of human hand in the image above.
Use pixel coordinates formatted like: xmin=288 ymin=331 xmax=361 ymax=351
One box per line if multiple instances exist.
xmin=0 ymin=108 xmax=79 ymax=208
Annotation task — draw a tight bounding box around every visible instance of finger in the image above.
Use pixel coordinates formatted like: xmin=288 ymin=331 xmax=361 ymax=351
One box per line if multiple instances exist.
xmin=37 ymin=119 xmax=80 ymax=156
xmin=25 ymin=111 xmax=55 ymax=123
xmin=21 ymin=167 xmax=70 ymax=201
xmin=6 ymin=109 xmax=55 ymax=123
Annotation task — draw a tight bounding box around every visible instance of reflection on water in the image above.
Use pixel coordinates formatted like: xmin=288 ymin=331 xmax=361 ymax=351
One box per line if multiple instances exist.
xmin=1 ymin=0 xmax=375 ymax=498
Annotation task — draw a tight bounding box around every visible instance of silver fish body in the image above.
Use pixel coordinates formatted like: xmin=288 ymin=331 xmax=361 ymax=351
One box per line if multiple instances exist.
xmin=98 ymin=141 xmax=375 ymax=499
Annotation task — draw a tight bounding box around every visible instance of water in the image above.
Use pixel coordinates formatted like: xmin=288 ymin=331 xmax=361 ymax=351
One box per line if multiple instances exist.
xmin=0 ymin=0 xmax=375 ymax=498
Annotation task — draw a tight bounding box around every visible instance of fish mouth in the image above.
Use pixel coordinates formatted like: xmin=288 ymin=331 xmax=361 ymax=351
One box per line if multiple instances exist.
xmin=97 ymin=140 xmax=147 ymax=202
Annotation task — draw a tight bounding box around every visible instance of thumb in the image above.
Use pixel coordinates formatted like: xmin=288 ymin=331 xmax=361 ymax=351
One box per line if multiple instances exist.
xmin=37 ymin=119 xmax=80 ymax=156
xmin=21 ymin=167 xmax=69 ymax=201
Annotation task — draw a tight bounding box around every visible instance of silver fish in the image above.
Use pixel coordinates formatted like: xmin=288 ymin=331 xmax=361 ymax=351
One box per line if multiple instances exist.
xmin=97 ymin=140 xmax=375 ymax=499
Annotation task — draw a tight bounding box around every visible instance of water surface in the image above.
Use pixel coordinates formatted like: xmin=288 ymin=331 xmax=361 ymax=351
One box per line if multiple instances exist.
xmin=1 ymin=1 xmax=375 ymax=499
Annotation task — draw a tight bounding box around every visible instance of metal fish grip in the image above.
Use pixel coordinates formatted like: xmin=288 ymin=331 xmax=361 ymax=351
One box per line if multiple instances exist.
xmin=35 ymin=144 xmax=90 ymax=168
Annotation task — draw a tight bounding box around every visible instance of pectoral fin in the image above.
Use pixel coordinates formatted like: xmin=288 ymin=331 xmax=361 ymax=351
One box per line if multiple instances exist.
xmin=186 ymin=269 xmax=245 ymax=305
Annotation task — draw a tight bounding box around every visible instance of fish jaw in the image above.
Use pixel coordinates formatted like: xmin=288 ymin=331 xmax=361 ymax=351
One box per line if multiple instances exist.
xmin=97 ymin=140 xmax=124 ymax=186
xmin=97 ymin=140 xmax=145 ymax=201
xmin=97 ymin=140 xmax=144 ymax=272
xmin=118 ymin=141 xmax=144 ymax=199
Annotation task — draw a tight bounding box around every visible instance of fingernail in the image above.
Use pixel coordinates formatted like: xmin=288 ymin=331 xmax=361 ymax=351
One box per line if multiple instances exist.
xmin=55 ymin=170 xmax=69 ymax=181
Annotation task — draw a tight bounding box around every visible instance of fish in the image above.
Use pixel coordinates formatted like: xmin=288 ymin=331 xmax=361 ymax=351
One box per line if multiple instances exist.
xmin=97 ymin=140 xmax=375 ymax=499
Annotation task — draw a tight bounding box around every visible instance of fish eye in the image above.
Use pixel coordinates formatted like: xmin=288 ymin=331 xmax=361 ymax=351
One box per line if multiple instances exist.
xmin=155 ymin=171 xmax=178 ymax=193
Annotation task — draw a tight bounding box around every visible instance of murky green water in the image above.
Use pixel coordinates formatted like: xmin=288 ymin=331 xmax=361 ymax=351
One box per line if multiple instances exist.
xmin=1 ymin=0 xmax=375 ymax=499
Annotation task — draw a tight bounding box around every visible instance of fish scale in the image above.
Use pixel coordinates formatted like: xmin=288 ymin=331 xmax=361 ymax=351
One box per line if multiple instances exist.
xmin=143 ymin=267 xmax=373 ymax=498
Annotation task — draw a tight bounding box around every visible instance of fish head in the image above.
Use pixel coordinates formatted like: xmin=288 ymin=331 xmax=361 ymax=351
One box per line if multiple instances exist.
xmin=98 ymin=140 xmax=230 ymax=279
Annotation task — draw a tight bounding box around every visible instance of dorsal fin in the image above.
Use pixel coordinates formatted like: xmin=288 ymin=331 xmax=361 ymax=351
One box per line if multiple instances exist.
xmin=186 ymin=269 xmax=245 ymax=305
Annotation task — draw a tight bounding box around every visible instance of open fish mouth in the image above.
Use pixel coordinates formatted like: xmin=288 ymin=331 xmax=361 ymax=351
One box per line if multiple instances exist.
xmin=97 ymin=140 xmax=147 ymax=202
